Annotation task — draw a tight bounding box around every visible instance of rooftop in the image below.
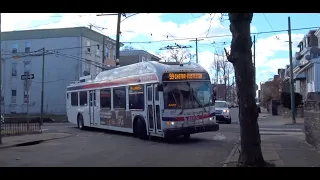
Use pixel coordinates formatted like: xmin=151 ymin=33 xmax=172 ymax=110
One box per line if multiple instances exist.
xmin=1 ymin=27 xmax=124 ymax=46
xmin=120 ymin=50 xmax=161 ymax=61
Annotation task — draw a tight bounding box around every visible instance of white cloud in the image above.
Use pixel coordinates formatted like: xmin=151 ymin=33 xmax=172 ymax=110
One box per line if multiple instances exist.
xmin=254 ymin=33 xmax=304 ymax=82
xmin=1 ymin=13 xmax=306 ymax=84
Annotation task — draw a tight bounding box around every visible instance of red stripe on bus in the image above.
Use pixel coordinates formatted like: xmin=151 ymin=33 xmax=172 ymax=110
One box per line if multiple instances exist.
xmin=163 ymin=113 xmax=214 ymax=122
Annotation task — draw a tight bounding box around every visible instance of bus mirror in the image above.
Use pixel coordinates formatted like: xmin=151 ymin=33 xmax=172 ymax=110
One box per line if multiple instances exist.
xmin=157 ymin=84 xmax=163 ymax=91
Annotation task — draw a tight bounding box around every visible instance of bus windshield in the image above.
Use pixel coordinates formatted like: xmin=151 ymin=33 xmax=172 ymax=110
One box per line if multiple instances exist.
xmin=163 ymin=81 xmax=212 ymax=109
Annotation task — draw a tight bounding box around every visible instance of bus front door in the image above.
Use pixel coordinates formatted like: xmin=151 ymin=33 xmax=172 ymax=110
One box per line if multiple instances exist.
xmin=89 ymin=90 xmax=96 ymax=126
xmin=146 ymin=84 xmax=162 ymax=134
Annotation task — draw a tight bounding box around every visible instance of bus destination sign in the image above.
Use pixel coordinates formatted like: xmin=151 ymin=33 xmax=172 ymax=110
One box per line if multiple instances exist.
xmin=162 ymin=72 xmax=209 ymax=81
xmin=129 ymin=85 xmax=143 ymax=93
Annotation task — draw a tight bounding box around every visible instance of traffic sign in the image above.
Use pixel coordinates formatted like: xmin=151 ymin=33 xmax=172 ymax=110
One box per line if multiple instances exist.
xmin=21 ymin=74 xmax=34 ymax=80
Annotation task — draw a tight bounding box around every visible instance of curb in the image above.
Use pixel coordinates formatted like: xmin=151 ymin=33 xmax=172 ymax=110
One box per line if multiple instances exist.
xmin=0 ymin=133 xmax=71 ymax=149
xmin=222 ymin=143 xmax=239 ymax=167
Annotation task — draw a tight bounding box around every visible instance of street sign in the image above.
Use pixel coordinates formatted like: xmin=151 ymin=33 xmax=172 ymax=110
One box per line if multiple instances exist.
xmin=21 ymin=74 xmax=34 ymax=80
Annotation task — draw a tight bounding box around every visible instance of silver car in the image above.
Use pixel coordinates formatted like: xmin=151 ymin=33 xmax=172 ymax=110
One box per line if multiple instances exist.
xmin=215 ymin=100 xmax=232 ymax=124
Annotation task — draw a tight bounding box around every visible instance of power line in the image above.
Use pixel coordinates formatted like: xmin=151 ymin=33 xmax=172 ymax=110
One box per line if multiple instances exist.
xmin=122 ymin=26 xmax=320 ymax=44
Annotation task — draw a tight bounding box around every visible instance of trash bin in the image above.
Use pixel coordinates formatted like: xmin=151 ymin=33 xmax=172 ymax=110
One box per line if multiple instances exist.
xmin=271 ymin=100 xmax=280 ymax=116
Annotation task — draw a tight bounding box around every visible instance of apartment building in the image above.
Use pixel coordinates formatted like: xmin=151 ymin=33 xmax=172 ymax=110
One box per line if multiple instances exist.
xmin=0 ymin=27 xmax=121 ymax=114
xmin=119 ymin=50 xmax=161 ymax=66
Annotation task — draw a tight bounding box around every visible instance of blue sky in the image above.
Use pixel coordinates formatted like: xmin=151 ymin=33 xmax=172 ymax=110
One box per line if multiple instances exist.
xmin=2 ymin=13 xmax=320 ymax=87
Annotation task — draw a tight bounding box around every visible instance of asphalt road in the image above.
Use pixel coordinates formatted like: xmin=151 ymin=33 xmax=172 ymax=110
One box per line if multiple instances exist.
xmin=0 ymin=108 xmax=304 ymax=167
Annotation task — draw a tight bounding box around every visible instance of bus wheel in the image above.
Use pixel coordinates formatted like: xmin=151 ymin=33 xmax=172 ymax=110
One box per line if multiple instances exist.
xmin=183 ymin=134 xmax=191 ymax=139
xmin=137 ymin=118 xmax=148 ymax=140
xmin=77 ymin=114 xmax=84 ymax=130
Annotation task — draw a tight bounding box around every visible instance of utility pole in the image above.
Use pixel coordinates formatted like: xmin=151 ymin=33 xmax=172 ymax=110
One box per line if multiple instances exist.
xmin=26 ymin=71 xmax=30 ymax=130
xmin=40 ymin=47 xmax=45 ymax=126
xmin=115 ymin=13 xmax=121 ymax=66
xmin=0 ymin=13 xmax=2 ymax=144
xmin=253 ymin=35 xmax=256 ymax=83
xmin=288 ymin=16 xmax=296 ymax=124
xmin=102 ymin=36 xmax=105 ymax=66
xmin=190 ymin=38 xmax=203 ymax=63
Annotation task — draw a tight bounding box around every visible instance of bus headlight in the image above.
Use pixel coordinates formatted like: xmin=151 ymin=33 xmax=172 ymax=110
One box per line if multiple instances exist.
xmin=167 ymin=122 xmax=175 ymax=125
xmin=209 ymin=117 xmax=216 ymax=123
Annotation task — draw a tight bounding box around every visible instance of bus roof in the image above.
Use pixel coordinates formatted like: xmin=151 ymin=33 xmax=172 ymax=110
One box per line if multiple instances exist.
xmin=95 ymin=61 xmax=207 ymax=83
xmin=67 ymin=61 xmax=208 ymax=91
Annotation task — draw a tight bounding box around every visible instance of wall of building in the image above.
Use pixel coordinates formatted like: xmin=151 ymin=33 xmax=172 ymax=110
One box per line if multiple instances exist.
xmin=304 ymin=93 xmax=320 ymax=151
xmin=118 ymin=55 xmax=140 ymax=66
xmin=1 ymin=36 xmax=81 ymax=115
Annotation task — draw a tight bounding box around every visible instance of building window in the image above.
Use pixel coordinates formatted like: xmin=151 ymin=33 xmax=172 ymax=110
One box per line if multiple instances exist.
xmin=96 ymin=44 xmax=100 ymax=57
xmin=86 ymin=40 xmax=91 ymax=52
xmin=105 ymin=48 xmax=109 ymax=59
xmin=100 ymin=89 xmax=111 ymax=109
xmin=24 ymin=61 xmax=31 ymax=74
xmin=11 ymin=89 xmax=17 ymax=104
xmin=129 ymin=85 xmax=144 ymax=110
xmin=25 ymin=42 xmax=31 ymax=53
xmin=113 ymin=87 xmax=126 ymax=109
xmin=12 ymin=43 xmax=18 ymax=54
xmin=71 ymin=92 xmax=78 ymax=106
xmin=79 ymin=91 xmax=88 ymax=106
xmin=12 ymin=63 xmax=17 ymax=77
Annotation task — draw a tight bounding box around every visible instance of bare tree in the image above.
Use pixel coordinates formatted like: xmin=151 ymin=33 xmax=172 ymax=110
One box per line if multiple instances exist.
xmin=122 ymin=45 xmax=135 ymax=51
xmin=261 ymin=78 xmax=282 ymax=106
xmin=224 ymin=13 xmax=272 ymax=167
xmin=211 ymin=56 xmax=234 ymax=101
xmin=158 ymin=48 xmax=192 ymax=63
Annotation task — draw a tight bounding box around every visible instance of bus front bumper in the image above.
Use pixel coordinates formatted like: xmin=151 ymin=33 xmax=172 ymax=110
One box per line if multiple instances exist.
xmin=163 ymin=123 xmax=219 ymax=138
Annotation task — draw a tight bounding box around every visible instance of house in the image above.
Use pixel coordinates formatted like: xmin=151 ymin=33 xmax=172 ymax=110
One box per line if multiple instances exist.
xmin=119 ymin=50 xmax=161 ymax=66
xmin=283 ymin=29 xmax=320 ymax=100
xmin=0 ymin=27 xmax=121 ymax=115
xmin=212 ymin=84 xmax=236 ymax=102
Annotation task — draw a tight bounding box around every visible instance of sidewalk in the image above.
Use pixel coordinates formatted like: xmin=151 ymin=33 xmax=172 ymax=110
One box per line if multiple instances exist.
xmin=223 ymin=134 xmax=320 ymax=167
xmin=258 ymin=110 xmax=304 ymax=125
xmin=0 ymin=132 xmax=71 ymax=149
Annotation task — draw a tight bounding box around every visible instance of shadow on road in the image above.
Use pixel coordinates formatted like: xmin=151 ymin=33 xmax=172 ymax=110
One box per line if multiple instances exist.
xmin=72 ymin=126 xmax=224 ymax=145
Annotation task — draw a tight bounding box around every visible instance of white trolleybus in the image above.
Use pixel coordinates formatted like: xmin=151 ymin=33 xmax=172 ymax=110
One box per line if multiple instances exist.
xmin=66 ymin=61 xmax=219 ymax=140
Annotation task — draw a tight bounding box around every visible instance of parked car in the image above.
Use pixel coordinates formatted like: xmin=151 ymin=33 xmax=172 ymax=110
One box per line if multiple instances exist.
xmin=215 ymin=100 xmax=232 ymax=124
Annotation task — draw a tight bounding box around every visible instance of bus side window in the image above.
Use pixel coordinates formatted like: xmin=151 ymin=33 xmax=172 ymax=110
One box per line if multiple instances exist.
xmin=129 ymin=85 xmax=144 ymax=110
xmin=100 ymin=89 xmax=111 ymax=109
xmin=67 ymin=93 xmax=69 ymax=99
xmin=79 ymin=91 xmax=88 ymax=106
xmin=113 ymin=87 xmax=126 ymax=109
xmin=71 ymin=92 xmax=78 ymax=106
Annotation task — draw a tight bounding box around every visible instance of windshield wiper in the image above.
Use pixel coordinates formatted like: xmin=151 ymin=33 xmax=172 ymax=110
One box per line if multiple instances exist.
xmin=192 ymin=89 xmax=207 ymax=112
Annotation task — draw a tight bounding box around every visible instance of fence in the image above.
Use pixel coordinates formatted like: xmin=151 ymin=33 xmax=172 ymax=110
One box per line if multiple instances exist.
xmin=1 ymin=116 xmax=41 ymax=136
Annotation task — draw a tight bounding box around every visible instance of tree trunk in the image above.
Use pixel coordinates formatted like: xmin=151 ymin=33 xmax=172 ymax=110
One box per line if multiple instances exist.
xmin=225 ymin=13 xmax=266 ymax=167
